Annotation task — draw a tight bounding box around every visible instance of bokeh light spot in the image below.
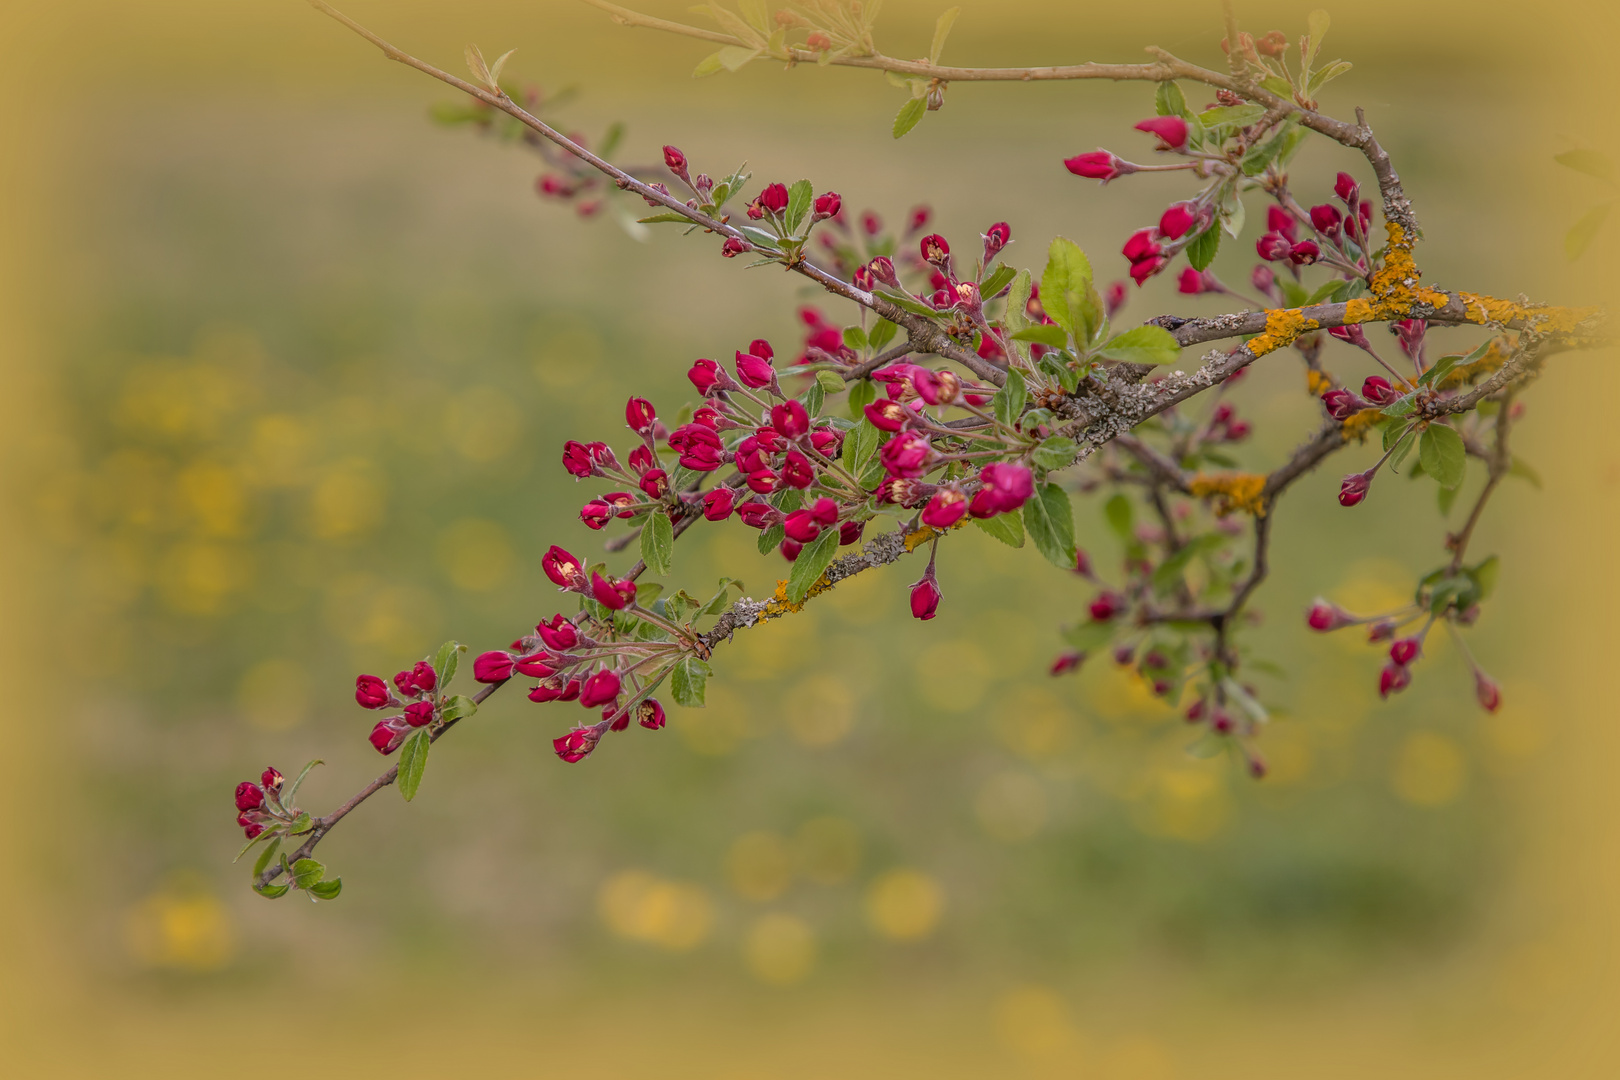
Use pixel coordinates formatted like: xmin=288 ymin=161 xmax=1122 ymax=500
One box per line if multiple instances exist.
xmin=864 ymin=869 xmax=944 ymax=941
xmin=743 ymin=913 xmax=816 ymax=986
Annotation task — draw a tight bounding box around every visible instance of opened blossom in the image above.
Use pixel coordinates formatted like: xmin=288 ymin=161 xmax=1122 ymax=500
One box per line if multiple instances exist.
xmin=968 ymin=462 xmax=1034 ymax=518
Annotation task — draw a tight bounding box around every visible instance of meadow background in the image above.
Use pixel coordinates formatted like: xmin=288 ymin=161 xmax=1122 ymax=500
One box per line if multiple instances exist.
xmin=1 ymin=1 xmax=1617 ymax=1076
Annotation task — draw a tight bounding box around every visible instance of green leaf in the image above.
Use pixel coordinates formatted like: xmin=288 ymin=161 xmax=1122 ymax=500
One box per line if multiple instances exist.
xmin=397 ymin=730 xmax=430 ymax=802
xmin=1419 ymin=423 xmax=1466 ymax=490
xmin=291 ymin=858 xmax=325 ymax=890
xmin=256 ymin=883 xmax=290 ymax=900
xmin=842 ymin=326 xmax=868 ymax=351
xmin=786 ymin=527 xmax=839 ymax=603
xmin=718 ymin=45 xmax=762 ymax=72
xmin=1005 ymin=269 xmax=1032 ymax=335
xmin=1218 ymin=183 xmax=1246 ymax=239
xmin=699 ymin=577 xmax=744 ymax=616
xmin=867 ymin=320 xmax=898 ymax=352
xmin=1039 ymin=237 xmax=1099 ymax=347
xmin=1097 ymin=325 xmax=1181 ymax=365
xmin=1184 ymin=225 xmax=1220 ymax=271
xmin=693 ymin=51 xmax=726 ymax=78
xmin=803 ymin=379 xmax=825 ymax=419
xmin=757 ymin=523 xmax=785 ymax=555
xmin=1508 ymin=456 xmax=1542 ymax=489
xmin=1022 ymin=482 xmax=1076 ymax=569
xmin=282 ymin=758 xmax=324 ymax=808
xmin=1062 ymin=620 xmax=1114 ymax=653
xmin=309 ymin=878 xmax=343 ymax=901
xmin=929 ymin=6 xmax=961 ymax=66
xmin=844 ymin=418 xmax=880 ymax=476
xmin=1104 ymin=493 xmax=1133 ymax=540
xmin=786 ymin=179 xmax=814 ymax=233
xmin=817 ymin=370 xmax=848 ymax=395
xmin=1389 ymin=427 xmax=1418 ymax=472
xmin=1437 ymin=479 xmax=1461 ymax=516
xmin=1303 ymin=9 xmax=1331 ymax=70
xmin=1381 ymin=394 xmax=1418 ymax=419
xmin=847 ymin=378 xmax=877 ymax=419
xmin=1240 ymin=121 xmax=1298 ymax=176
xmin=640 ymin=512 xmax=674 ymax=577
xmin=1565 ymin=202 xmax=1612 ymax=260
xmin=875 ymin=288 xmax=939 ymax=318
xmin=993 ymin=368 xmax=1027 ymax=427
xmin=637 ymin=212 xmax=694 ymax=225
xmin=972 ymin=511 xmax=1024 ymax=548
xmin=1031 ymin=436 xmax=1077 ymax=473
xmin=1555 ymin=149 xmax=1617 ymax=185
xmin=251 ymin=837 xmax=282 ymax=877
xmin=1306 ymin=60 xmax=1353 ymax=97
xmin=440 ymin=694 xmax=478 ymax=722
xmin=980 ymin=263 xmax=1017 ymax=298
xmin=672 ymin=656 xmax=712 ymax=707
xmin=1469 ymin=555 xmax=1500 ymax=600
xmin=1155 ymin=81 xmax=1189 ymax=119
xmin=1198 ymin=104 xmax=1267 ymax=129
xmin=433 ymin=640 xmax=462 ymax=691
xmin=893 ymin=97 xmax=927 ymax=139
xmin=1010 ymin=324 xmax=1068 ymax=347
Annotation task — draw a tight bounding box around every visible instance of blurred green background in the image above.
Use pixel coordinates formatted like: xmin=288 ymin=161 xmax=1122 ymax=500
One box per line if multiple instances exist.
xmin=1 ymin=1 xmax=1617 ymax=1076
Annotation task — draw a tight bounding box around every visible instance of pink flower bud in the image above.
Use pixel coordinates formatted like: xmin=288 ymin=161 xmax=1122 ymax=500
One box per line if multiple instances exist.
xmin=235 ymin=782 xmax=264 ymax=811
xmin=735 ymin=350 xmax=776 ymax=389
xmin=869 ymin=256 xmax=899 ymax=287
xmin=910 ymin=569 xmax=942 ymax=621
xmin=474 ymin=651 xmax=516 ymax=683
xmin=1134 ymin=115 xmax=1188 ymax=150
xmin=797 ymin=498 xmax=834 ymax=527
xmin=1338 ymin=471 xmax=1372 ymax=507
xmin=920 ymin=234 xmax=950 ymax=264
xmin=1176 ymin=267 xmax=1211 ymax=294
xmin=810 ymin=428 xmax=842 ymax=458
xmin=983 ymin=221 xmax=1011 ymax=263
xmin=1129 ymin=256 xmax=1167 ymax=286
xmin=404 ymin=701 xmax=435 ymax=727
xmin=591 ymin=573 xmax=636 ymax=611
xmin=1334 ymin=171 xmax=1359 ymax=205
xmin=392 ymin=668 xmax=417 ymax=696
xmin=529 ymin=678 xmax=580 ymax=703
xmin=259 ymin=767 xmax=284 ymax=794
xmin=1064 ymin=150 xmax=1131 ymax=181
xmin=239 ymin=815 xmax=265 ymax=840
xmin=1394 ymin=319 xmax=1427 ymax=361
xmin=562 ymin=440 xmax=595 ymax=478
xmin=1389 ymin=638 xmax=1422 ymax=666
xmin=781 ymin=450 xmax=815 ymax=489
xmin=1288 ymin=240 xmax=1321 ymax=265
xmin=1306 ymin=598 xmax=1355 ymax=631
xmin=355 ymin=674 xmax=390 ymax=709
xmin=921 ymin=488 xmax=967 ymax=529
xmin=542 ymin=545 xmax=583 ymax=588
xmin=638 ymin=469 xmax=669 ymax=500
xmin=771 ymin=400 xmax=810 ymax=439
xmin=1074 ymin=549 xmax=1093 ymax=577
xmin=879 ymin=431 xmax=933 ymax=479
xmin=1475 ymin=669 xmax=1501 ymax=713
xmin=1212 ymin=711 xmax=1235 ymax=735
xmin=757 ymin=183 xmax=789 ymax=214
xmin=1103 ymin=281 xmax=1127 ymax=318
xmin=553 ymin=726 xmax=603 ymax=764
xmin=736 ymin=501 xmax=778 ymax=529
xmin=626 ymin=397 xmax=657 ymax=434
xmin=405 ymin=661 xmax=435 ymax=695
xmin=1255 ymin=232 xmax=1292 ymax=261
xmin=968 ymin=462 xmax=1035 ymax=518
xmin=779 ymin=538 xmax=802 ymax=561
xmin=914 ymin=368 xmax=961 ymax=406
xmin=1089 ymin=592 xmax=1125 ymax=621
xmin=688 ymin=358 xmax=723 ymax=394
xmin=1378 ymin=662 xmax=1412 ymax=699
xmin=1320 ymin=388 xmax=1368 ymax=420
xmin=1122 ymin=228 xmax=1161 ymax=264
xmin=1367 ymin=620 xmax=1397 ymax=643
xmin=1309 ymin=203 xmax=1342 ymax=238
xmin=783 ymin=509 xmax=822 ymax=544
xmin=1266 ymin=206 xmax=1297 ymax=241
xmin=861 ymin=211 xmax=883 ymax=236
xmin=853 ymin=265 xmax=874 ymax=290
xmin=1159 ymin=203 xmax=1197 ymax=240
xmin=1361 ymin=376 xmax=1401 ymax=406
xmin=1251 ymin=265 xmax=1276 ymax=296
xmin=579 ymin=670 xmax=621 ymax=709
xmin=720 ymin=236 xmax=751 ymax=258
xmin=580 ymin=499 xmax=613 ymax=530
xmin=813 ymin=191 xmax=842 ymax=220
xmin=638 ymin=698 xmax=667 ymax=730
xmin=536 ymin=614 xmax=578 ymax=651
xmin=864 ymin=399 xmax=911 ymax=433
xmin=839 ymin=519 xmax=865 ymax=546
xmin=369 ymin=717 xmax=409 ymax=755
xmin=662 ymin=145 xmax=689 ymax=178
xmin=702 ymin=487 xmax=736 ymax=521
xmin=1050 ymin=652 xmax=1084 ymax=676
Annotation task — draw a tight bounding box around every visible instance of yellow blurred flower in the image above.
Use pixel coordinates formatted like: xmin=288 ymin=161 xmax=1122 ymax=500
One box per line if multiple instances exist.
xmin=743 ymin=913 xmax=816 ymax=986
xmin=597 ymin=870 xmax=713 ymax=951
xmin=864 ymin=868 xmax=943 ymax=941
xmin=124 ymin=875 xmax=235 ymax=972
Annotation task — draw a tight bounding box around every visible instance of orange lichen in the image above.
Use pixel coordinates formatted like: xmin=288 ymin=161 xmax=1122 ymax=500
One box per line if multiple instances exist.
xmin=1189 ymin=471 xmax=1268 ymax=516
xmin=1305 ymin=369 xmax=1333 ymax=396
xmin=1340 ymin=408 xmax=1382 ymax=440
xmin=1246 ymin=308 xmax=1319 ymax=357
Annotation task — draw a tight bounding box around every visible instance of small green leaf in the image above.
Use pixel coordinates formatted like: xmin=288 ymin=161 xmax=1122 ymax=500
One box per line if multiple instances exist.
xmin=1469 ymin=555 xmax=1500 ymax=600
xmin=1508 ymin=457 xmax=1542 ymax=489
xmin=929 ymin=6 xmax=961 ymax=66
xmin=282 ymin=758 xmax=324 ymax=808
xmin=672 ymin=655 xmax=712 ymax=707
xmin=1155 ymin=81 xmax=1189 ymax=119
xmin=1022 ymin=482 xmax=1076 ymax=569
xmin=291 ymin=858 xmax=325 ymax=889
xmin=309 ymin=878 xmax=343 ymax=901
xmin=640 ymin=511 xmax=674 ymax=577
xmin=842 ymin=326 xmax=868 ymax=351
xmin=699 ymin=577 xmax=745 ymax=617
xmin=1097 ymin=325 xmax=1181 ymax=365
xmin=1555 ymin=149 xmax=1617 ymax=185
xmin=874 ymin=288 xmax=939 ymax=318
xmin=637 ymin=212 xmax=693 ymax=225
xmin=972 ymin=511 xmax=1024 ymax=548
xmin=1381 ymin=394 xmax=1418 ymax=419
xmin=817 ymin=370 xmax=848 ymax=394
xmin=993 ymin=368 xmax=1027 ymax=427
xmin=1010 ymin=324 xmax=1068 ymax=347
xmin=893 ymin=97 xmax=927 ymax=139
xmin=786 ymin=179 xmax=814 ymax=233
xmin=868 ymin=320 xmax=898 ymax=352
xmin=256 ymin=883 xmax=290 ymax=900
xmin=1419 ymin=423 xmax=1466 ymax=490
xmin=251 ymin=837 xmax=282 ymax=877
xmin=1184 ymin=225 xmax=1220 ymax=271
xmin=1564 ymin=202 xmax=1612 ymax=260
xmin=844 ymin=418 xmax=881 ymax=476
xmin=847 ymin=379 xmax=877 ymax=419
xmin=1040 ymin=237 xmax=1099 ymax=346
xmin=1031 ymin=436 xmax=1077 ymax=473
xmin=718 ymin=45 xmax=762 ymax=72
xmin=1306 ymin=60 xmax=1353 ymax=97
xmin=1104 ymin=493 xmax=1133 ymax=540
xmin=803 ymin=379 xmax=825 ymax=418
xmin=433 ymin=641 xmax=462 ymax=691
xmin=440 ymin=694 xmax=478 ymax=722
xmin=979 ymin=263 xmax=1017 ymax=298
xmin=693 ymin=51 xmax=726 ymax=78
xmin=1198 ymin=104 xmax=1267 ymax=129
xmin=757 ymin=523 xmax=785 ymax=555
xmin=398 ymin=730 xmax=430 ymax=802
xmin=1304 ymin=9 xmax=1332 ymax=69
xmin=786 ymin=527 xmax=839 ymax=603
